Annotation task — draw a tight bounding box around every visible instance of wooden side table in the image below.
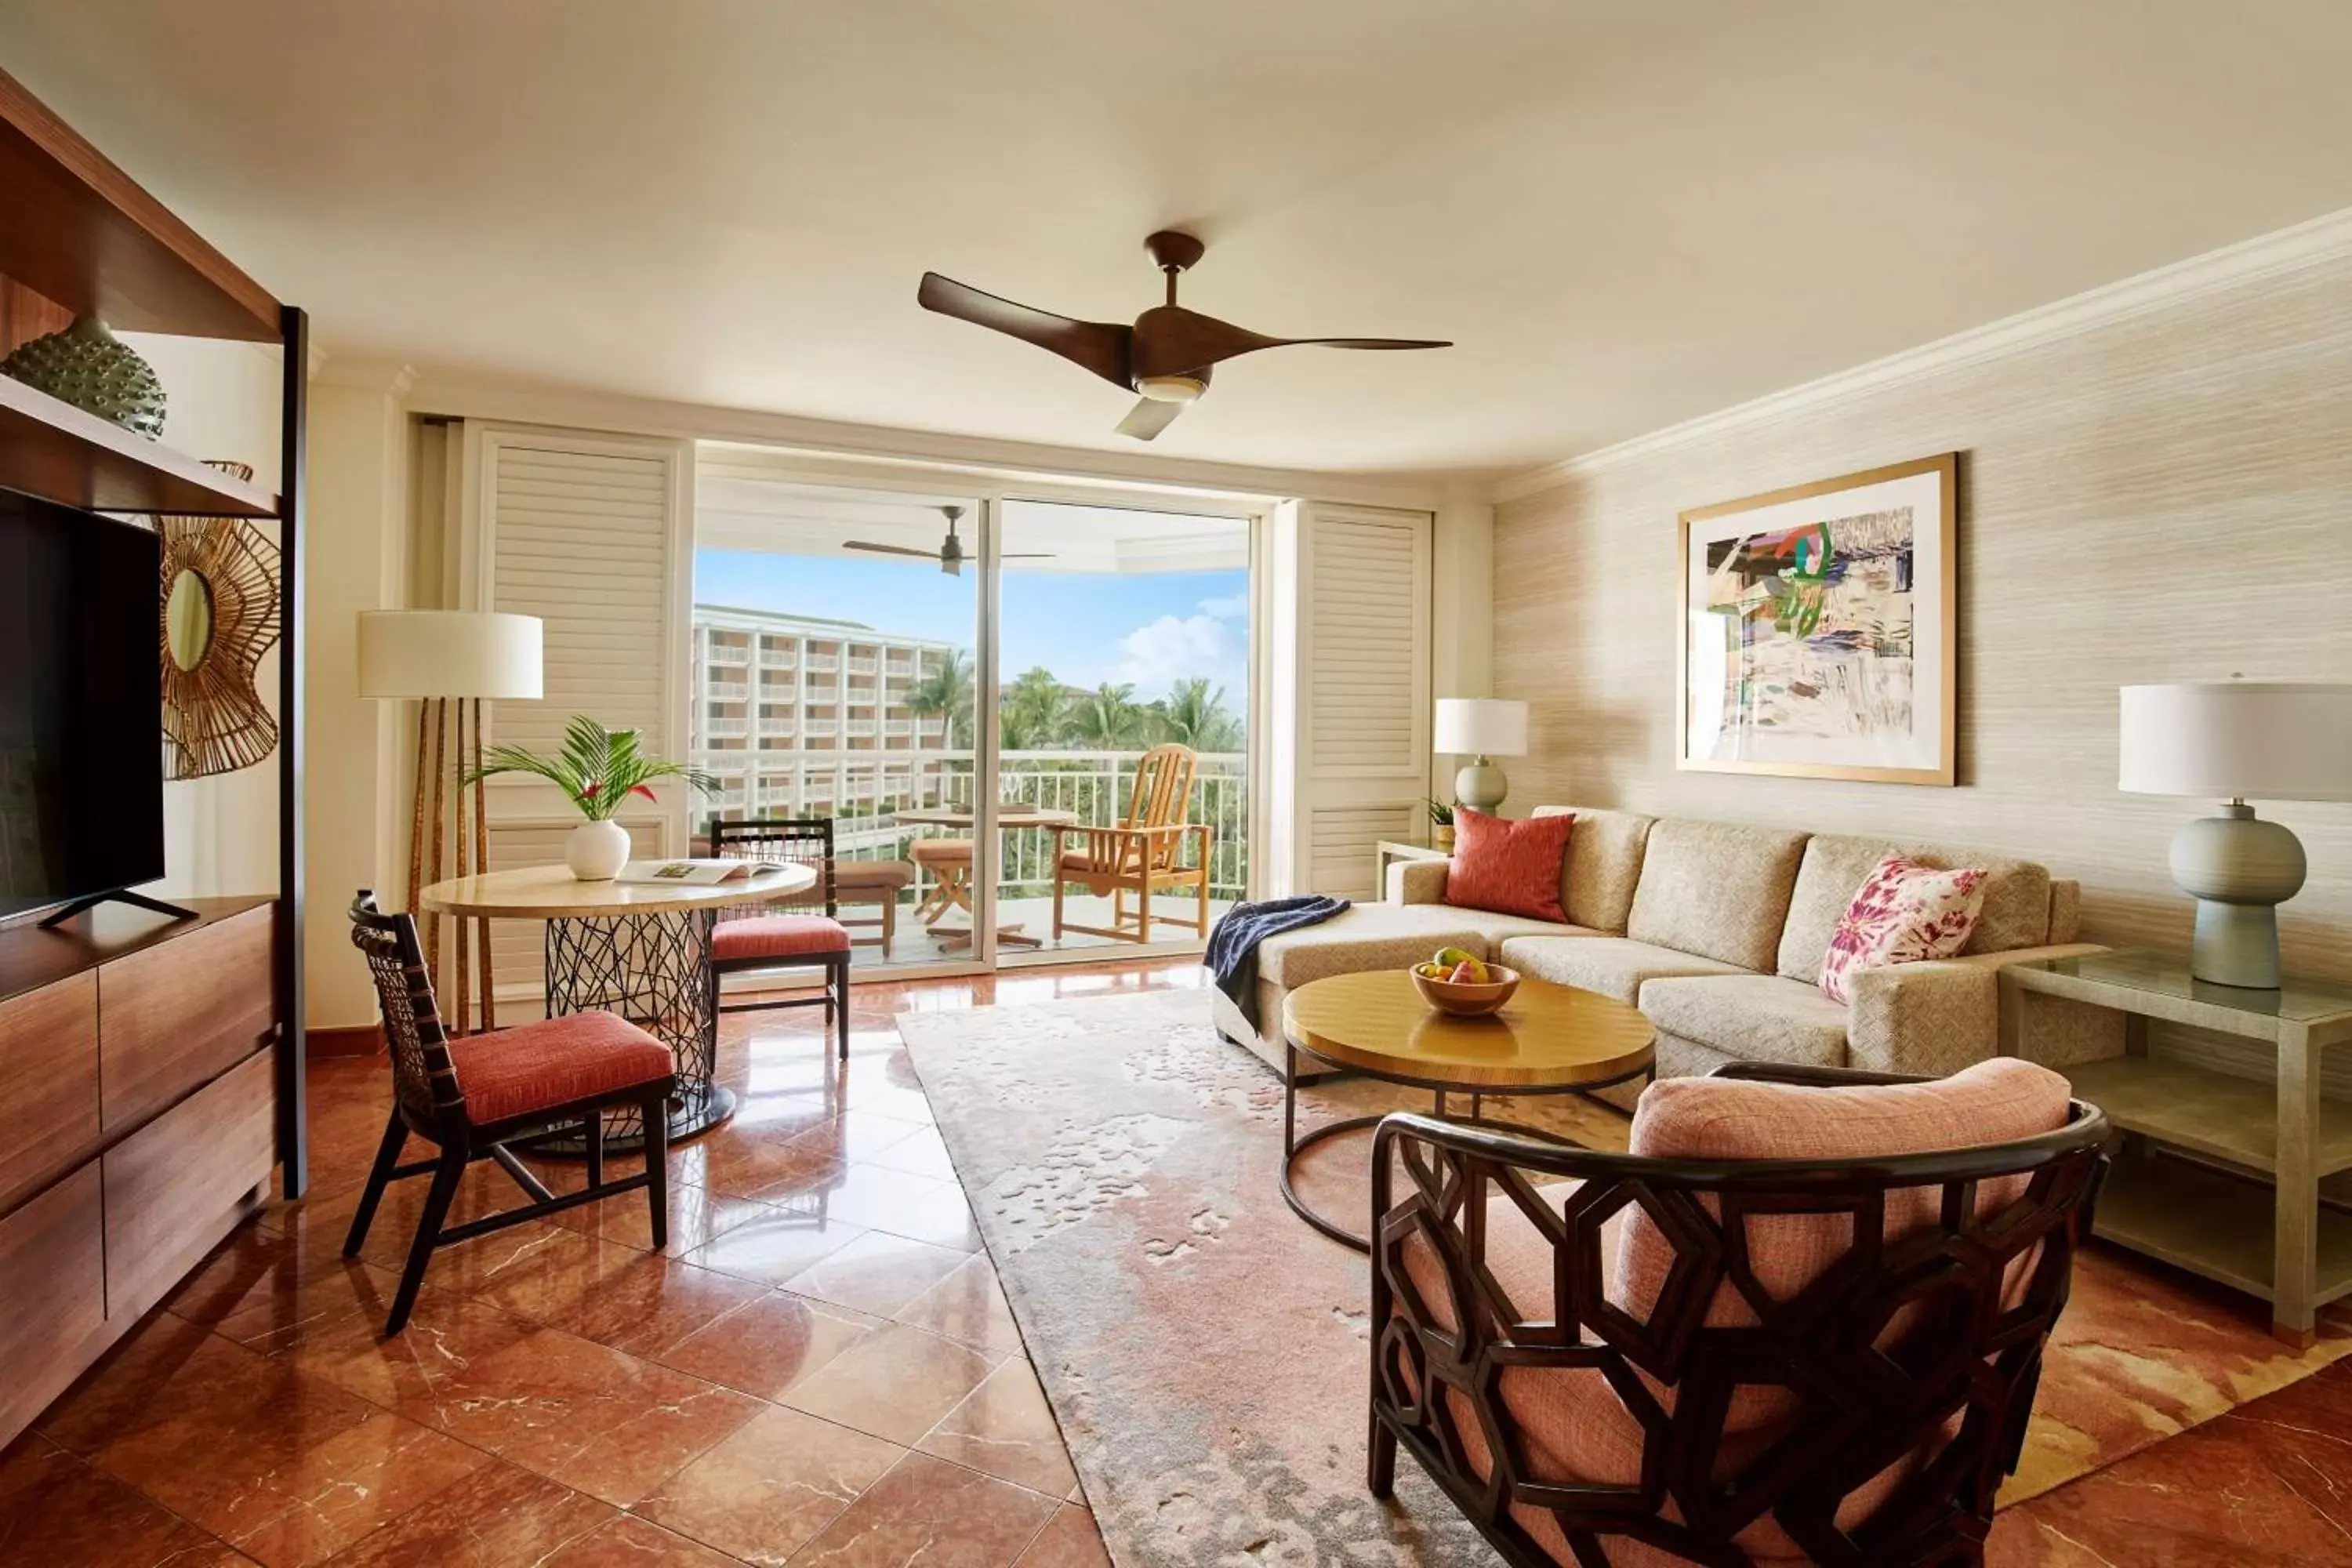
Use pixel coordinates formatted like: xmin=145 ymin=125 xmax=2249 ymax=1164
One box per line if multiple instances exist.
xmin=1372 ymin=839 xmax=1448 ymax=897
xmin=1998 ymin=949 xmax=2352 ymax=1343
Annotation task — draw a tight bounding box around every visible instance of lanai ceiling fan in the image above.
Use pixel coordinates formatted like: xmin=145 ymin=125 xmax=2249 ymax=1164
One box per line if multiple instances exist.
xmin=917 ymin=230 xmax=1451 ymax=440
xmin=842 ymin=505 xmax=1052 ymax=576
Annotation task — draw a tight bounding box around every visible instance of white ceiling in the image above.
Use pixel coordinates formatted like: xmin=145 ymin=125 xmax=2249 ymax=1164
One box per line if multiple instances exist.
xmin=7 ymin=1 xmax=2352 ymax=477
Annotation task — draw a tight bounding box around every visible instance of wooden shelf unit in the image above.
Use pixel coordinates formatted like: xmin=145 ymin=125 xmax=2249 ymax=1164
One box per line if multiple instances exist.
xmin=0 ymin=60 xmax=309 ymax=1452
xmin=2066 ymin=1055 xmax=2352 ymax=1178
xmin=0 ymin=372 xmax=280 ymax=517
xmin=2095 ymin=1145 xmax=2352 ymax=1312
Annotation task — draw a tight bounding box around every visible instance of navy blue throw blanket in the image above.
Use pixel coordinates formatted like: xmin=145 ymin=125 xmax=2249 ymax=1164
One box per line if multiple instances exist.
xmin=1206 ymin=895 xmax=1351 ymax=1029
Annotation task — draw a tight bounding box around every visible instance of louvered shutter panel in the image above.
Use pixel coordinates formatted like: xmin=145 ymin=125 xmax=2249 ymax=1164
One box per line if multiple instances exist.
xmin=463 ymin=426 xmax=691 ymax=1006
xmin=1271 ymin=503 xmax=1432 ymax=898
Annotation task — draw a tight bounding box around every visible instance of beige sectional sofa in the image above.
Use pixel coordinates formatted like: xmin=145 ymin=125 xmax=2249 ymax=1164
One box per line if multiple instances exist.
xmin=1212 ymin=804 xmax=2119 ymax=1104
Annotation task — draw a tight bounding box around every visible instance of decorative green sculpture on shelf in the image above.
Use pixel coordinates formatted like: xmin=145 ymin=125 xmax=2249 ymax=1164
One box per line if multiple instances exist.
xmin=1 ymin=316 xmax=167 ymax=439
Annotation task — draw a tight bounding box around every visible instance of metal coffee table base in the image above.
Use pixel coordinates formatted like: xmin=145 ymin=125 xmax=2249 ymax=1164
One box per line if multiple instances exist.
xmin=1279 ymin=1040 xmax=1653 ymax=1252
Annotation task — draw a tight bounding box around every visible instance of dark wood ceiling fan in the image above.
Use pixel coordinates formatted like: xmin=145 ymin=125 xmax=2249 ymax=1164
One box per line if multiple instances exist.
xmin=916 ymin=230 xmax=1451 ymax=441
xmin=843 ymin=505 xmax=1052 ymax=576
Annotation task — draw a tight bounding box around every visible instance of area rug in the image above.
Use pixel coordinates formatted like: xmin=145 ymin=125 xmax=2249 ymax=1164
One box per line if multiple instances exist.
xmin=900 ymin=989 xmax=2352 ymax=1564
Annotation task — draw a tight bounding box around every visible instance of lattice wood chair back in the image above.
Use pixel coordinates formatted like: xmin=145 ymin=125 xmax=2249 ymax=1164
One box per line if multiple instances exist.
xmin=348 ymin=891 xmax=469 ymax=1135
xmin=1120 ymin=744 xmax=1198 ymax=872
xmin=710 ymin=818 xmax=837 ymax=920
xmin=1368 ymin=1068 xmax=2112 ymax=1566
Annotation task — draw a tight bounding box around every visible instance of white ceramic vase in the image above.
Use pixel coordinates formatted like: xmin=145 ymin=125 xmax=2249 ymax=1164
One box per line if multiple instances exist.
xmin=565 ymin=818 xmax=630 ymax=880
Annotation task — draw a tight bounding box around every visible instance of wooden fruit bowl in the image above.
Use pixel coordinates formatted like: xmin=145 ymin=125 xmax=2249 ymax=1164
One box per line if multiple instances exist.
xmin=1410 ymin=964 xmax=1521 ymax=1017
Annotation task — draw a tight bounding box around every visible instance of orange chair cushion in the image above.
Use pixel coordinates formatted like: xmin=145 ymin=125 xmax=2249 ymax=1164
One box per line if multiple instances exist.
xmin=450 ymin=1011 xmax=673 ymax=1127
xmin=712 ymin=913 xmax=852 ymax=962
xmin=911 ymin=838 xmax=974 ymax=865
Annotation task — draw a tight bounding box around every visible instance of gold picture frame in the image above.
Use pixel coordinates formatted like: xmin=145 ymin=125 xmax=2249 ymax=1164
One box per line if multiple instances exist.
xmin=1675 ymin=452 xmax=1958 ymax=786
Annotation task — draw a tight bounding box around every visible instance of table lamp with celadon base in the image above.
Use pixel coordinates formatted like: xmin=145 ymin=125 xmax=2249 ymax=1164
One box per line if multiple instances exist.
xmin=2118 ymin=681 xmax=2352 ymax=989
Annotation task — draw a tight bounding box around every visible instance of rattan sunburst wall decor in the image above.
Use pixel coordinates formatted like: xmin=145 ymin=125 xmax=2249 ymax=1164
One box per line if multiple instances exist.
xmin=159 ymin=460 xmax=283 ymax=780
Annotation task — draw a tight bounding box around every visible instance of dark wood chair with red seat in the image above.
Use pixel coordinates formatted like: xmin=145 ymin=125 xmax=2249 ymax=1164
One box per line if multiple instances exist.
xmin=345 ymin=891 xmax=677 ymax=1335
xmin=709 ymin=817 xmax=853 ymax=1059
xmin=1369 ymin=1059 xmax=2111 ymax=1566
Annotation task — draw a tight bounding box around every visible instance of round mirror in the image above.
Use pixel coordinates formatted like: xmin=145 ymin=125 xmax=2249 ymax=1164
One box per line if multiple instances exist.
xmin=165 ymin=568 xmax=215 ymax=673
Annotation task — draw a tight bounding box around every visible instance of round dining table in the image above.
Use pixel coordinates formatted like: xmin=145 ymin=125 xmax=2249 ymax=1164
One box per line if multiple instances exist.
xmin=419 ymin=861 xmax=817 ymax=1149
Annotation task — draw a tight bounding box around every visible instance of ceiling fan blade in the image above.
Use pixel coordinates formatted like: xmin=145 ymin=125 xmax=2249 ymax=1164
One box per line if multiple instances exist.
xmin=1131 ymin=305 xmax=1448 ymax=378
xmin=917 ymin=273 xmax=1133 ymax=388
xmin=843 ymin=541 xmax=942 ymax=560
xmin=1115 ymin=397 xmax=1187 ymax=441
xmin=1000 ymin=551 xmax=1056 ymax=558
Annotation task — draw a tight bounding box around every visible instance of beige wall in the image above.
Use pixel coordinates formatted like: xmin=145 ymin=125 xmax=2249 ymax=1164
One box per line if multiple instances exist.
xmin=1494 ymin=249 xmax=2352 ymax=1001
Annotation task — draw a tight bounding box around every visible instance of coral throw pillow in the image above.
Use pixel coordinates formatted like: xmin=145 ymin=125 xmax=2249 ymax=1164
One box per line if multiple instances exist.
xmin=1818 ymin=855 xmax=1990 ymax=1004
xmin=1443 ymin=808 xmax=1572 ymax=923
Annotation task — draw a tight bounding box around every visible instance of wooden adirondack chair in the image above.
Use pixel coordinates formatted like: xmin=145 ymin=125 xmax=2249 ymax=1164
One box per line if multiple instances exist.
xmin=1048 ymin=743 xmax=1212 ymax=943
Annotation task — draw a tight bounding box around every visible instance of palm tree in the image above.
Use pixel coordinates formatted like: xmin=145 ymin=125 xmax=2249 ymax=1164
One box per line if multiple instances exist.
xmin=907 ymin=648 xmax=975 ymax=748
xmin=1000 ymin=666 xmax=1070 ymax=751
xmin=1153 ymin=677 xmax=1242 ymax=752
xmin=1066 ymin=682 xmax=1149 ymax=749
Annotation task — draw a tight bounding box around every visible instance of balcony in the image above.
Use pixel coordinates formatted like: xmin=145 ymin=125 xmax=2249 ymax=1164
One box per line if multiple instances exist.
xmin=804 ymin=654 xmax=840 ymax=673
xmin=756 ymin=716 xmax=799 ymax=735
xmin=846 ymin=720 xmax=878 ymax=738
xmin=758 ymin=648 xmax=797 ymax=669
xmin=804 ymin=719 xmax=840 ymax=739
xmin=884 ymin=659 xmax=914 ymax=678
xmin=847 ymin=656 xmax=879 ymax=676
xmin=702 ymin=717 xmax=750 ymax=739
xmin=706 ymin=645 xmax=750 ymax=667
xmin=883 ymin=719 xmax=913 ymax=737
xmin=706 ymin=681 xmax=748 ymax=702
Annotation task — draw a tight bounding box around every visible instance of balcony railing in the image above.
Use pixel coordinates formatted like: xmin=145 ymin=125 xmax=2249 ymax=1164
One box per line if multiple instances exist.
xmin=755 ymin=717 xmax=798 ymax=735
xmin=845 ymin=720 xmax=878 ymax=738
xmin=804 ymin=719 xmax=840 ymax=738
xmin=758 ymin=648 xmax=797 ymax=668
xmin=804 ymin=654 xmax=840 ymax=673
xmin=884 ymin=659 xmax=914 ymax=677
xmin=702 ymin=717 xmax=750 ymax=739
xmin=847 ymin=657 xmax=879 ymax=675
xmin=706 ymin=645 xmax=750 ymax=666
xmin=707 ymin=681 xmax=748 ymax=702
xmin=883 ymin=719 xmax=913 ymax=737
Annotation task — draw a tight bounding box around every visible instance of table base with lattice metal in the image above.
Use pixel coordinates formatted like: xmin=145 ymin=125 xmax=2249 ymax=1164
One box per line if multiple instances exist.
xmin=525 ymin=907 xmax=735 ymax=1155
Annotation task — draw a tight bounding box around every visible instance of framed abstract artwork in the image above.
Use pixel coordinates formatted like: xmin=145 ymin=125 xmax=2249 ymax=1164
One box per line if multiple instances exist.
xmin=1677 ymin=452 xmax=1958 ymax=786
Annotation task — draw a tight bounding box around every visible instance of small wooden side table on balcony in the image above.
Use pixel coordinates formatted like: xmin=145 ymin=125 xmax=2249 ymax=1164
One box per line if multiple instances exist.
xmin=1998 ymin=949 xmax=2352 ymax=1344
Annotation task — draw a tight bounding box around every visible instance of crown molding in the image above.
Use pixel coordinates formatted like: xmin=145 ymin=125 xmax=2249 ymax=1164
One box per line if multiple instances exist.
xmin=1491 ymin=203 xmax=2352 ymax=504
xmin=398 ymin=370 xmax=1452 ymax=511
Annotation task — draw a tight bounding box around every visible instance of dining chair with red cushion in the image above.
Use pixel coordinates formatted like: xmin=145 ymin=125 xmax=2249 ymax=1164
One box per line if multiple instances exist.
xmin=709 ymin=817 xmax=853 ymax=1058
xmin=345 ymin=892 xmax=676 ymax=1336
xmin=1369 ymin=1058 xmax=2109 ymax=1566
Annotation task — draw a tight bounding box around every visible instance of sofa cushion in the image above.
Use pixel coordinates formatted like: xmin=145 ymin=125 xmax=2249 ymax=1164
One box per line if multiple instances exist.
xmin=1256 ymin=903 xmax=1497 ymax=988
xmin=1776 ymin=833 xmax=2051 ymax=981
xmin=1624 ymin=819 xmax=1809 ymax=971
xmin=1818 ymin=856 xmax=1989 ymax=1004
xmin=1532 ymin=804 xmax=1654 ymax=934
xmin=1445 ymin=808 xmax=1572 ymax=922
xmin=1498 ymin=935 xmax=1744 ymax=1004
xmin=1442 ymin=908 xmax=1599 ymax=946
xmin=1638 ymin=974 xmax=1852 ymax=1069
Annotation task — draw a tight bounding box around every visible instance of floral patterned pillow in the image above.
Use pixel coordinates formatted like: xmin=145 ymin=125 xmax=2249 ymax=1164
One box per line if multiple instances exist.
xmin=1818 ymin=855 xmax=1990 ymax=1004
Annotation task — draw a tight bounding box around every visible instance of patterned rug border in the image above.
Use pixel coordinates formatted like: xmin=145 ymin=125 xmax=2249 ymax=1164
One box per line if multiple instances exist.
xmin=901 ymin=988 xmax=2352 ymax=1559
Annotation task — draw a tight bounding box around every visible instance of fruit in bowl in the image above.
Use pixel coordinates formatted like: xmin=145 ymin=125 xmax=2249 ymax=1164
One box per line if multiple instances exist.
xmin=1409 ymin=949 xmax=1519 ymax=1016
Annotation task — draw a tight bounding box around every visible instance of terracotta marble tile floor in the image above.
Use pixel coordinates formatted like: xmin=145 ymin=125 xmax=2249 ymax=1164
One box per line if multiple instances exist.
xmin=5 ymin=952 xmax=2344 ymax=1566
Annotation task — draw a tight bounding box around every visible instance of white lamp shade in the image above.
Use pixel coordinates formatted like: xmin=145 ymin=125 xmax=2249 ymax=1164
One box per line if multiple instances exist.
xmin=1434 ymin=698 xmax=1528 ymax=757
xmin=357 ymin=611 xmax=544 ymax=701
xmin=2118 ymin=681 xmax=2352 ymax=802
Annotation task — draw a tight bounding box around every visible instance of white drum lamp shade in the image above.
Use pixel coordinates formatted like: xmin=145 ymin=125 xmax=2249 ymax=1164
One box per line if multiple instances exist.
xmin=357 ymin=611 xmax=543 ymax=700
xmin=1435 ymin=698 xmax=1529 ymax=815
xmin=2118 ymin=681 xmax=2352 ymax=989
xmin=1434 ymin=699 xmax=1528 ymax=759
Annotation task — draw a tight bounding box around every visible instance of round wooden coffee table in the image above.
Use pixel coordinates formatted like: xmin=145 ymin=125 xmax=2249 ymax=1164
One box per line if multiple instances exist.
xmin=1279 ymin=968 xmax=1656 ymax=1250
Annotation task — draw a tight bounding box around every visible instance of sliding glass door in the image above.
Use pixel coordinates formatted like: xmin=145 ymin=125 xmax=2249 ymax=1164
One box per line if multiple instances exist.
xmin=692 ymin=454 xmax=1258 ymax=975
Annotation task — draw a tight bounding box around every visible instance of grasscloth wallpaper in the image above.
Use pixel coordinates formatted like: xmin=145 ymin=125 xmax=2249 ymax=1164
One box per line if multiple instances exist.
xmin=1494 ymin=249 xmax=2352 ymax=1065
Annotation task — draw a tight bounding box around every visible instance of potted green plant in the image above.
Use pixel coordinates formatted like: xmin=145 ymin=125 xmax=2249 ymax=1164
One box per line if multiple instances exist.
xmin=467 ymin=714 xmax=718 ymax=880
xmin=1428 ymin=797 xmax=1457 ymax=851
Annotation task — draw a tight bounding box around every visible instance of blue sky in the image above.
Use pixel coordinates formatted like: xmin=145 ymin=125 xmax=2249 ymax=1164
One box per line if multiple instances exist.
xmin=695 ymin=550 xmax=1250 ymax=708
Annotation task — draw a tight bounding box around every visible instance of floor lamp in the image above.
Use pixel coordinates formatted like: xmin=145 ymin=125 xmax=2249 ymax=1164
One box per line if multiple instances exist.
xmin=358 ymin=610 xmax=543 ymax=1034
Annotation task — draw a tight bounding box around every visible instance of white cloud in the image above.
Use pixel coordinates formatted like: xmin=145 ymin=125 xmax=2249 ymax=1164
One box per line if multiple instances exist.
xmin=1109 ymin=613 xmax=1242 ymax=697
xmin=1196 ymin=593 xmax=1249 ymax=619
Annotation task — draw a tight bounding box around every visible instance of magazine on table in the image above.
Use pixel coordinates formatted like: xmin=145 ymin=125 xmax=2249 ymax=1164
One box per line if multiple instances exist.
xmin=614 ymin=858 xmax=789 ymax=885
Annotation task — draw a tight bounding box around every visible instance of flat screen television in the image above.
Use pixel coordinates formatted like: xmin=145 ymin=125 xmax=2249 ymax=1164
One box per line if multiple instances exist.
xmin=0 ymin=492 xmax=165 ymax=920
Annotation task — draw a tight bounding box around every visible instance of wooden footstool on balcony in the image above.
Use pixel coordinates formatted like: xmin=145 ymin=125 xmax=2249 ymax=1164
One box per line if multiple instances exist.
xmin=833 ymin=858 xmax=914 ymax=956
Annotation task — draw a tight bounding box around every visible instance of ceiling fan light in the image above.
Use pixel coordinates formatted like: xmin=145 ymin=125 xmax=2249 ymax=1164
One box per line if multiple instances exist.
xmin=1135 ymin=374 xmax=1204 ymax=404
